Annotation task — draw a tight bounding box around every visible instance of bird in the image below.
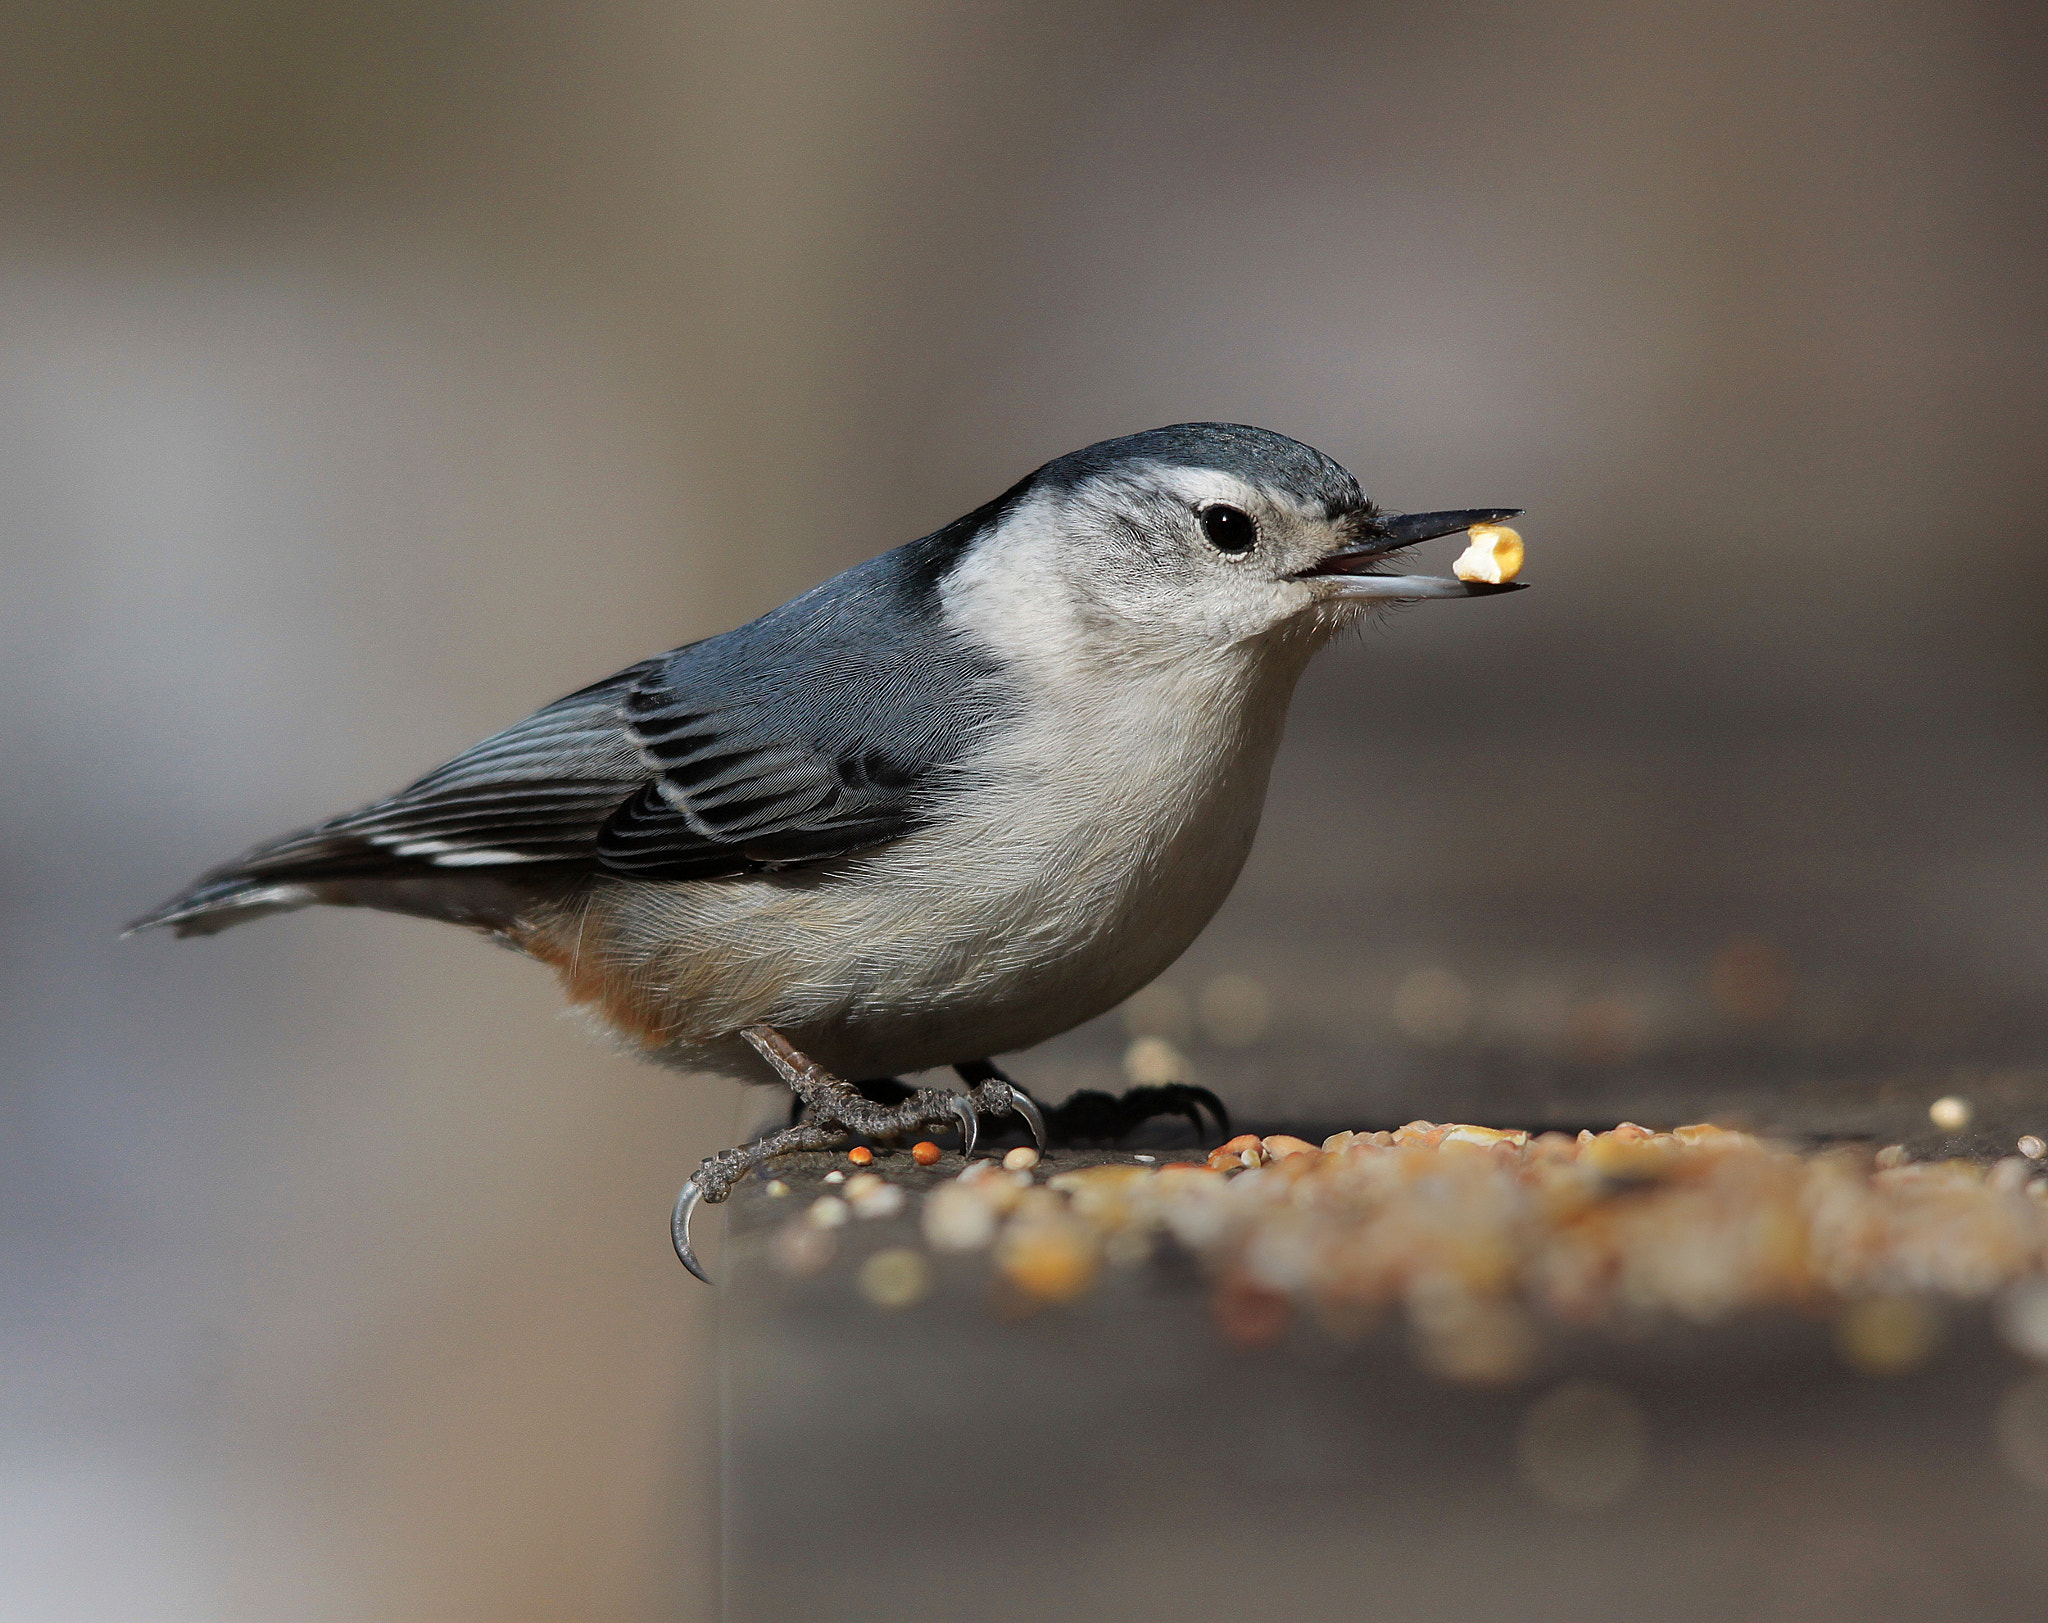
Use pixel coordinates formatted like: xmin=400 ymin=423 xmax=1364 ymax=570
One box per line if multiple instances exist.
xmin=128 ymin=422 xmax=1523 ymax=1279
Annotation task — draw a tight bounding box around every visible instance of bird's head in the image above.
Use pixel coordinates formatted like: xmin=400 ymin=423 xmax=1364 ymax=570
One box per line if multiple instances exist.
xmin=948 ymin=423 xmax=1521 ymax=661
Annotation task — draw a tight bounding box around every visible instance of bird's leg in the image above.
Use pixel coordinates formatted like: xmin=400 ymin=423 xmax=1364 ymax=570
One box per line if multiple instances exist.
xmin=787 ymin=1075 xmax=917 ymax=1128
xmin=671 ymin=1025 xmax=1046 ymax=1281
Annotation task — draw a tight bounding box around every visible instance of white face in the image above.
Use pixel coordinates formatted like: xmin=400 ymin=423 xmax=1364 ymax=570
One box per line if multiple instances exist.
xmin=984 ymin=462 xmax=1377 ymax=653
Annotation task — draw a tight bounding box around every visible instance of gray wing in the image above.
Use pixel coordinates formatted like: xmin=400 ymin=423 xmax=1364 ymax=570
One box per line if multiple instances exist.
xmin=592 ymin=671 xmax=936 ymax=880
xmin=591 ymin=536 xmax=1017 ymax=877
xmin=131 ymin=534 xmax=1017 ymax=931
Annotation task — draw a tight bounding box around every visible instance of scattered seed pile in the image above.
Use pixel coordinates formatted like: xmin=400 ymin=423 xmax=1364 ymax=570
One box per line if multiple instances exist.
xmin=761 ymin=1122 xmax=2048 ymax=1381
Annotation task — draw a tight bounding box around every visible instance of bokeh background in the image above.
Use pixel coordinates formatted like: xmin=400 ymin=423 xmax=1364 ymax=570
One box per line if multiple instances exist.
xmin=3 ymin=2 xmax=2044 ymax=1618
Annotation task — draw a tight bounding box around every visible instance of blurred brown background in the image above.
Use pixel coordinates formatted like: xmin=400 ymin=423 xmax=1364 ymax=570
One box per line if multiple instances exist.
xmin=2 ymin=2 xmax=2044 ymax=1618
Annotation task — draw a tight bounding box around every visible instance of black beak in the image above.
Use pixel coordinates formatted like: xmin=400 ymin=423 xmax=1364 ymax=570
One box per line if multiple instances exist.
xmin=1298 ymin=506 xmax=1524 ymax=578
xmin=1376 ymin=507 xmax=1523 ymax=546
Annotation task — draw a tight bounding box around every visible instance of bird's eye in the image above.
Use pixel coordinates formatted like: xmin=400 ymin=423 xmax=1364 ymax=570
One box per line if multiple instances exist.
xmin=1200 ymin=503 xmax=1257 ymax=554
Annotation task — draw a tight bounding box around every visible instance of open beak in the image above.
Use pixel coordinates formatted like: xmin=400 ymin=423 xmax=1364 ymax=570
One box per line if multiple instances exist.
xmin=1298 ymin=506 xmax=1528 ymax=599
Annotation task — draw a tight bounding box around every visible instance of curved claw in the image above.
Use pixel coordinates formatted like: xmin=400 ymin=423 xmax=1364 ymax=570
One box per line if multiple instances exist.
xmin=949 ymin=1093 xmax=979 ymax=1160
xmin=671 ymin=1178 xmax=712 ymax=1283
xmin=1010 ymin=1088 xmax=1049 ymax=1154
xmin=1187 ymin=1085 xmax=1232 ymax=1144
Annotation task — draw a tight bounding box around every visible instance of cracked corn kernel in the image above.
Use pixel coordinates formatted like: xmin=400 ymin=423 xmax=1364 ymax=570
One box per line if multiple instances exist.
xmin=1453 ymin=524 xmax=1523 ymax=585
xmin=847 ymin=1145 xmax=873 ymax=1166
xmin=1930 ymin=1096 xmax=1973 ymax=1132
xmin=912 ymin=1141 xmax=942 ymax=1166
xmin=1003 ymin=1145 xmax=1040 ymax=1172
xmin=1260 ymin=1134 xmax=1320 ymax=1160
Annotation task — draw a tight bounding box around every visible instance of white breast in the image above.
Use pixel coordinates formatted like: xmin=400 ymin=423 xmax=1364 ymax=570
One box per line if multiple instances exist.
xmin=573 ymin=507 xmax=1324 ymax=1079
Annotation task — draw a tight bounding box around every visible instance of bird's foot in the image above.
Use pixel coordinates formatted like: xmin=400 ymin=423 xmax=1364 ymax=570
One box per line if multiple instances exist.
xmin=799 ymin=1068 xmax=1228 ymax=1154
xmin=671 ymin=1025 xmax=1048 ymax=1281
xmin=955 ymin=1060 xmax=1225 ymax=1149
xmin=746 ymin=1025 xmax=1042 ymax=1158
xmin=1043 ymin=1081 xmax=1233 ymax=1147
xmin=671 ymin=1116 xmax=844 ymax=1281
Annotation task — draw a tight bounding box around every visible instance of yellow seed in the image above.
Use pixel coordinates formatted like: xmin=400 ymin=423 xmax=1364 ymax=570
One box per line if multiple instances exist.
xmin=1453 ymin=524 xmax=1524 ymax=585
xmin=1929 ymin=1096 xmax=1973 ymax=1132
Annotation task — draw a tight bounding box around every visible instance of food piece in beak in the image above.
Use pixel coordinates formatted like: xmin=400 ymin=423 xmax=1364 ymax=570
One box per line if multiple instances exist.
xmin=1453 ymin=524 xmax=1524 ymax=585
xmin=1298 ymin=506 xmax=1529 ymax=600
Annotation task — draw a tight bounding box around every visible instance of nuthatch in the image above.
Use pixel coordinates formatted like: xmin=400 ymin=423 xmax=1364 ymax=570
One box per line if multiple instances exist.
xmin=131 ymin=423 xmax=1524 ymax=1278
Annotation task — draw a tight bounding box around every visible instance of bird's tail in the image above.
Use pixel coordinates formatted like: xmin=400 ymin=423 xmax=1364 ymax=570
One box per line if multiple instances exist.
xmin=123 ymin=871 xmax=322 ymax=938
xmin=122 ymin=824 xmax=366 ymax=938
xmin=126 ymin=823 xmax=574 ymax=940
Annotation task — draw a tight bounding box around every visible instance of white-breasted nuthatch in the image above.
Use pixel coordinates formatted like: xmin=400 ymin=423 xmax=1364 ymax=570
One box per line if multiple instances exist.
xmin=130 ymin=423 xmax=1523 ymax=1277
